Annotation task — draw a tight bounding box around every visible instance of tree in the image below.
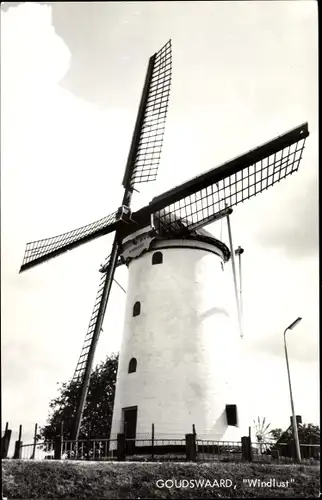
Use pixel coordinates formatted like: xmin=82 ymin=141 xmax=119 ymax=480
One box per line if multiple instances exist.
xmin=269 ymin=428 xmax=283 ymax=441
xmin=277 ymin=423 xmax=320 ymax=445
xmin=298 ymin=424 xmax=320 ymax=444
xmin=40 ymin=353 xmax=119 ymax=442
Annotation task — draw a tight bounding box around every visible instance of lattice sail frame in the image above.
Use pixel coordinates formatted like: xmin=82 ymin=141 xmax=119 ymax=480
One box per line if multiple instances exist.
xmin=20 ymin=41 xmax=173 ymax=274
xmin=152 ymin=124 xmax=308 ymax=233
xmin=99 ymin=252 xmax=124 ymax=273
xmin=20 ymin=211 xmax=118 ymax=272
xmin=129 ymin=40 xmax=172 ymax=186
xmin=72 ymin=272 xmax=107 ymax=383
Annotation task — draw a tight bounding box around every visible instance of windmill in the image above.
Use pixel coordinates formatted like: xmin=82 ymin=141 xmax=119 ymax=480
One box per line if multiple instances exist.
xmin=19 ymin=40 xmax=309 ymax=442
xmin=253 ymin=417 xmax=273 ymax=454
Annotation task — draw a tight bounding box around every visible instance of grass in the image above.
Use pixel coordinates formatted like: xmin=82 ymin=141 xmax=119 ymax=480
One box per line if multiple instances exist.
xmin=2 ymin=459 xmax=320 ymax=499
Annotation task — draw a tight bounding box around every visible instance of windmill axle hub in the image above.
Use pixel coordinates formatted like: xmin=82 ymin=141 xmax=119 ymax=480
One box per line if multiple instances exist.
xmin=121 ymin=225 xmax=156 ymax=263
xmin=116 ymin=205 xmax=133 ymax=224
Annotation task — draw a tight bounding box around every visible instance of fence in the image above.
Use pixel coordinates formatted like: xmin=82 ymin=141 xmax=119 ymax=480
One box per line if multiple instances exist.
xmin=61 ymin=439 xmax=117 ymax=460
xmin=19 ymin=441 xmax=55 ymax=460
xmin=269 ymin=442 xmax=320 ymax=464
xmin=0 ymin=434 xmax=258 ymax=463
xmin=2 ymin=423 xmax=320 ymax=465
xmin=57 ymin=434 xmax=241 ymax=462
xmin=196 ymin=440 xmax=243 ymax=462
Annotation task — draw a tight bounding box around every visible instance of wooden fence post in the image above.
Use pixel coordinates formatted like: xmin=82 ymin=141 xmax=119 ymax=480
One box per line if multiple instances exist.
xmin=13 ymin=440 xmax=22 ymax=459
xmin=241 ymin=436 xmax=252 ymax=462
xmin=288 ymin=439 xmax=295 ymax=461
xmin=30 ymin=423 xmax=38 ymax=459
xmin=186 ymin=433 xmax=196 ymax=462
xmin=1 ymin=428 xmax=12 ymax=459
xmin=192 ymin=424 xmax=197 ymax=456
xmin=117 ymin=434 xmax=126 ymax=461
xmin=151 ymin=423 xmax=155 ymax=461
xmin=13 ymin=425 xmax=22 ymax=459
xmin=54 ymin=422 xmax=63 ymax=460
xmin=54 ymin=436 xmax=62 ymax=460
xmin=248 ymin=431 xmax=253 ymax=461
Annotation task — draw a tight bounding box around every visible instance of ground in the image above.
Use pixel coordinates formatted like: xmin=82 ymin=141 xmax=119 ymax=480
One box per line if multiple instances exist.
xmin=2 ymin=460 xmax=320 ymax=499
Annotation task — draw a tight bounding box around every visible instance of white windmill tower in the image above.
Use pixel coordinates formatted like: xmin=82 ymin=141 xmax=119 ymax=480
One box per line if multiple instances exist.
xmin=110 ymin=221 xmax=243 ymax=442
xmin=19 ymin=40 xmax=309 ymax=445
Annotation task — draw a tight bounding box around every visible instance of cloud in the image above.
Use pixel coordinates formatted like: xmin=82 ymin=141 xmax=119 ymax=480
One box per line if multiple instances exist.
xmin=254 ymin=171 xmax=318 ymax=258
xmin=248 ymin=323 xmax=319 ymax=365
xmin=1 ymin=2 xmax=70 ymax=89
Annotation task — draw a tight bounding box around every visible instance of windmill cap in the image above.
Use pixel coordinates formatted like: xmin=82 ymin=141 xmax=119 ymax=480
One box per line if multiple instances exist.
xmin=154 ymin=211 xmax=230 ymax=262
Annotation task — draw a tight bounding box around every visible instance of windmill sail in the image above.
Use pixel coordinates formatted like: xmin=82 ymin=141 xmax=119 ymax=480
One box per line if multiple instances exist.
xmin=71 ymin=235 xmax=120 ymax=439
xmin=122 ymin=40 xmax=172 ymax=189
xmin=73 ymin=252 xmax=125 ymax=384
xmin=20 ymin=42 xmax=172 ymax=275
xmin=20 ymin=210 xmax=119 ymax=272
xmin=99 ymin=252 xmax=124 ymax=273
xmin=69 ymin=41 xmax=172 ymax=439
xmin=132 ymin=123 xmax=309 ymax=233
xmin=72 ymin=272 xmax=109 ymax=383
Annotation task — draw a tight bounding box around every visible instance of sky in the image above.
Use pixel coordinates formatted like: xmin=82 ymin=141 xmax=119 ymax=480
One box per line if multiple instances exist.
xmin=1 ymin=1 xmax=319 ymax=448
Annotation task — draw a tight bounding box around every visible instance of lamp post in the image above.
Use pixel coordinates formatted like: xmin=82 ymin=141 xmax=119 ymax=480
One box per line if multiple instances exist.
xmin=284 ymin=317 xmax=302 ymax=463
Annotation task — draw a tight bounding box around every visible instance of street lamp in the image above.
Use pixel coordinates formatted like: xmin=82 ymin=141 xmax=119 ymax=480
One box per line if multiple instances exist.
xmin=284 ymin=317 xmax=302 ymax=462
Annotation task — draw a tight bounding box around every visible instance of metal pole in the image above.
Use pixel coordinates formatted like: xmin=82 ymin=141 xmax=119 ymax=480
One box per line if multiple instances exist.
xmin=236 ymin=246 xmax=244 ymax=330
xmin=284 ymin=329 xmax=301 ymax=462
xmin=226 ymin=209 xmax=243 ymax=338
xmin=114 ymin=278 xmax=126 ymax=294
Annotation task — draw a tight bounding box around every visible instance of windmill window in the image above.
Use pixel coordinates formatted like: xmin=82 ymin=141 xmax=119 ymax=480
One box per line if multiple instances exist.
xmin=133 ymin=301 xmax=141 ymax=317
xmin=152 ymin=251 xmax=163 ymax=265
xmin=128 ymin=358 xmax=137 ymax=374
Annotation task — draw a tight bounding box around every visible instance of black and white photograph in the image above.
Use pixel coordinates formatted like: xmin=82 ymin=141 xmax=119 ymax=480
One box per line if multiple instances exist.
xmin=1 ymin=1 xmax=319 ymax=498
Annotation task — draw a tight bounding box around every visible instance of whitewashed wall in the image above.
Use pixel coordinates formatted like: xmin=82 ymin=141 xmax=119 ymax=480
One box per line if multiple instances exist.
xmin=110 ymin=237 xmax=248 ymax=441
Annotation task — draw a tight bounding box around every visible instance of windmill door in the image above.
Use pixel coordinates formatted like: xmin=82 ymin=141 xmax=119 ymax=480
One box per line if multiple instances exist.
xmin=123 ymin=406 xmax=137 ymax=456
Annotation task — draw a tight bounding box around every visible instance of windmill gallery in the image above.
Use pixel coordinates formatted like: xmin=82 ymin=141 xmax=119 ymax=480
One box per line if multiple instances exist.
xmin=20 ymin=41 xmax=309 ymax=448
